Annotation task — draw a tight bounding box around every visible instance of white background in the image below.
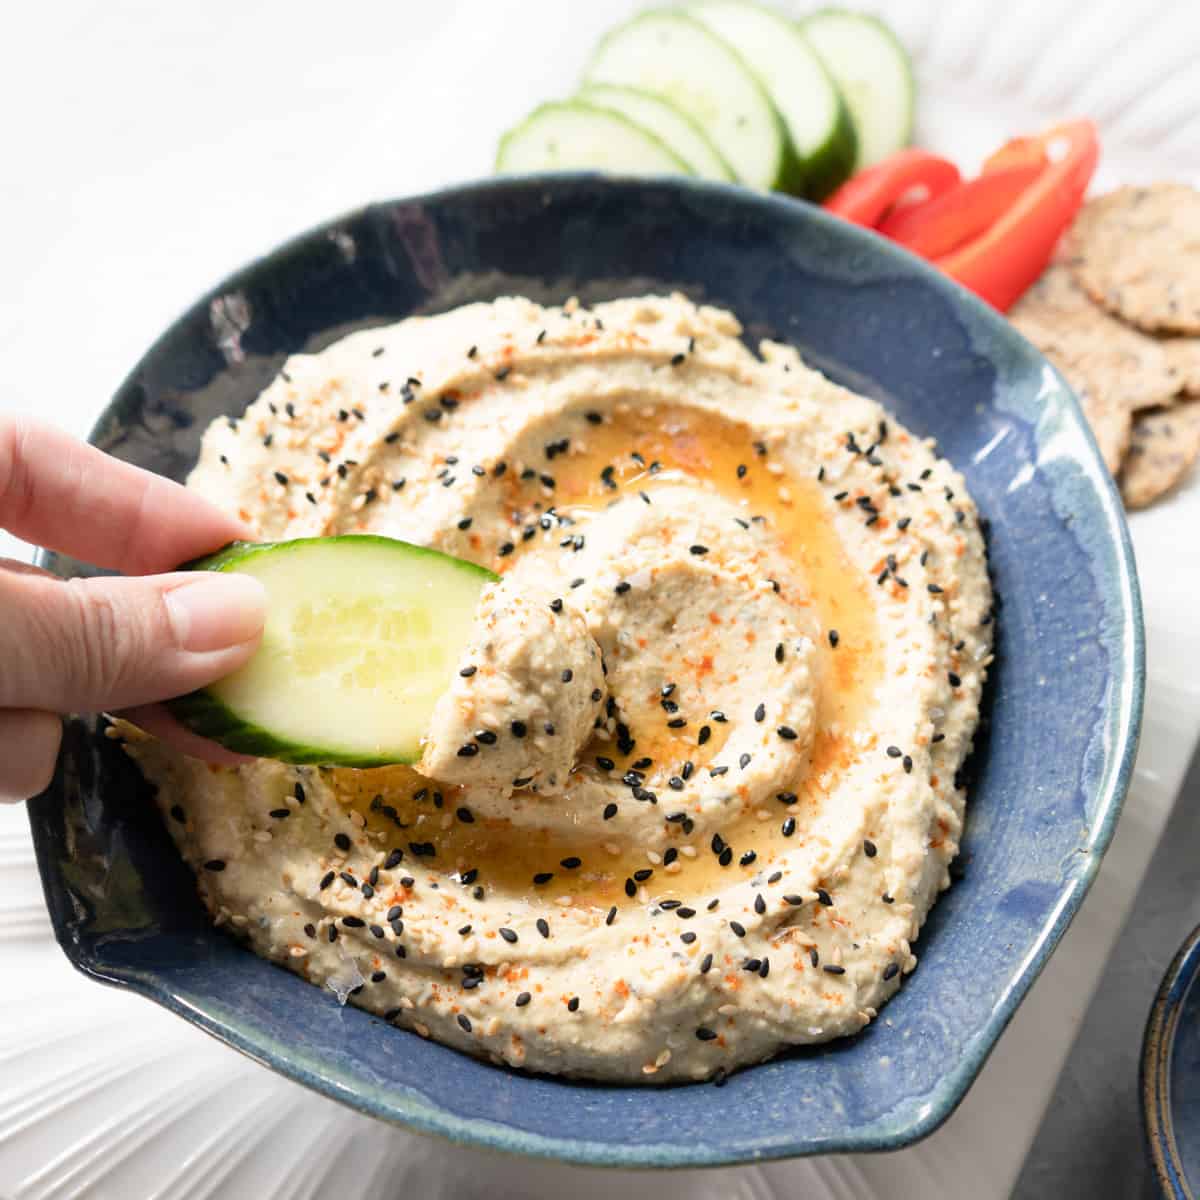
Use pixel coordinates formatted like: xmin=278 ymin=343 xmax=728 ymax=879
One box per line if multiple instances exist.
xmin=1 ymin=2 xmax=1199 ymax=1197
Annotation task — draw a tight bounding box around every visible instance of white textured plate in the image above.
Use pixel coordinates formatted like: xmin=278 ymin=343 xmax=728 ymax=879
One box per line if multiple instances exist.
xmin=2 ymin=1 xmax=1199 ymax=1197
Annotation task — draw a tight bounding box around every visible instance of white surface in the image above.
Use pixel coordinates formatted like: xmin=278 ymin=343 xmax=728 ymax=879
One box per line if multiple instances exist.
xmin=2 ymin=2 xmax=1199 ymax=1197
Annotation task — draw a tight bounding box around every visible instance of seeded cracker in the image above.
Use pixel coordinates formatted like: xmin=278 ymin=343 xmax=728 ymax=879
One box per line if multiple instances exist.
xmin=1163 ymin=338 xmax=1200 ymax=396
xmin=1009 ymin=265 xmax=1179 ymax=472
xmin=1119 ymin=399 xmax=1200 ymax=509
xmin=1068 ymin=184 xmax=1200 ymax=335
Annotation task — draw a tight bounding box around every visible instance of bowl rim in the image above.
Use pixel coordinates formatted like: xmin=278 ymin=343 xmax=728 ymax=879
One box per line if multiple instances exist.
xmin=32 ymin=171 xmax=1145 ymax=1167
xmin=1142 ymin=922 xmax=1200 ymax=1199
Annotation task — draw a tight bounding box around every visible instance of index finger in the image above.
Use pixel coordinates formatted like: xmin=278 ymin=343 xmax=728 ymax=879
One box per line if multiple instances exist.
xmin=0 ymin=416 xmax=250 ymax=574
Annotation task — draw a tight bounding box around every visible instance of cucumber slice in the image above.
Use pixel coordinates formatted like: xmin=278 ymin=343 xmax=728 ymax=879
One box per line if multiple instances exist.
xmin=496 ymin=100 xmax=693 ymax=177
xmin=799 ymin=9 xmax=915 ymax=171
xmin=584 ymin=9 xmax=786 ymax=191
xmin=692 ymin=0 xmax=856 ymax=199
xmin=577 ymin=83 xmax=735 ymax=181
xmin=167 ymin=536 xmax=496 ymax=767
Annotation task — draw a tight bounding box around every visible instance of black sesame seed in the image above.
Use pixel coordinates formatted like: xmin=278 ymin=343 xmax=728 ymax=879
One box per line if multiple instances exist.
xmin=681 ymin=931 xmax=697 ymax=945
xmin=816 ymin=888 xmax=833 ymax=907
xmin=625 ymin=878 xmax=637 ymax=897
xmin=475 ymin=729 xmax=498 ymax=745
xmin=743 ymin=958 xmax=762 ymax=973
xmin=883 ymin=892 xmax=895 ymax=904
xmin=698 ymin=725 xmax=711 ymax=746
xmin=269 ymin=808 xmax=290 ymax=820
xmin=886 ymin=745 xmax=903 ymax=758
xmin=667 ymin=717 xmax=686 ymax=729
xmin=384 ymin=849 xmax=404 ymax=870
xmin=340 ymin=872 xmax=358 ymax=888
xmin=754 ymin=702 xmax=766 ymax=723
xmin=499 ymin=927 xmax=518 ymax=944
xmin=614 ymin=581 xmax=631 ymax=595
xmin=730 ymin=921 xmax=746 ymax=938
xmin=560 ymin=856 xmax=581 ymax=869
xmin=456 ymin=807 xmax=475 ymax=824
xmin=777 ymin=725 xmax=798 ymax=741
xmin=457 ymin=743 xmax=479 ymax=758
xmin=948 ymin=671 xmax=962 ymax=688
xmin=689 ymin=544 xmax=709 ymax=556
xmin=567 ymin=996 xmax=580 ymax=1012
xmin=740 ymin=851 xmax=757 ymax=867
xmin=361 ymin=884 xmax=375 ymax=899
xmin=273 ymin=471 xmax=289 ymax=487
xmin=864 ymin=839 xmax=878 ymax=858
xmin=334 ymin=833 xmax=352 ymax=852
xmin=458 ymin=924 xmax=472 ymax=936
xmin=695 ymin=1027 xmax=718 ymax=1041
xmin=515 ymin=992 xmax=532 ymax=1008
xmin=603 ymin=802 xmax=618 ymax=820
xmin=883 ymin=962 xmax=900 ymax=981
xmin=319 ymin=871 xmax=335 ymax=890
xmin=783 ymin=894 xmax=804 ymax=906
xmin=928 ymin=583 xmax=944 ymax=594
xmin=305 ymin=923 xmax=317 ymax=938
xmin=544 ymin=722 xmax=556 ymax=736
xmin=534 ymin=872 xmax=554 ymax=885
xmin=775 ymin=642 xmax=785 ymax=663
xmin=719 ymin=847 xmax=733 ymax=867
xmin=591 ymin=688 xmax=602 ymax=701
xmin=606 ymin=906 xmax=617 ymax=926
xmin=754 ymin=894 xmax=766 ymax=915
xmin=823 ymin=964 xmax=846 ymax=976
xmin=739 ymin=753 xmax=752 ymax=770
xmin=342 ymin=916 xmax=365 ymax=928
xmin=664 ymin=848 xmax=679 ymax=866
xmin=561 ymin=668 xmax=573 ymax=683
xmin=781 ymin=817 xmax=796 ymax=837
xmin=457 ymin=1014 xmax=473 ymax=1033
xmin=459 ymin=664 xmax=477 ymax=678
xmin=328 ymin=925 xmax=338 ymax=942
xmin=903 ymin=755 xmax=913 ymax=774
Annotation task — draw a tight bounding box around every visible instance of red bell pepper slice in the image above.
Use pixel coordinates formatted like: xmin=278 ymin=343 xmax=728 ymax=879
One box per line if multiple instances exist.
xmin=823 ymin=149 xmax=961 ymax=228
xmin=933 ymin=120 xmax=1098 ymax=311
xmin=982 ymin=135 xmax=1050 ymax=175
xmin=877 ymin=162 xmax=1046 ymax=260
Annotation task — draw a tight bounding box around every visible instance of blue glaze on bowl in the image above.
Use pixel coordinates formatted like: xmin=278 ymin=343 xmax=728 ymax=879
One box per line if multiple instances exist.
xmin=27 ymin=174 xmax=1143 ymax=1167
xmin=1143 ymin=925 xmax=1200 ymax=1197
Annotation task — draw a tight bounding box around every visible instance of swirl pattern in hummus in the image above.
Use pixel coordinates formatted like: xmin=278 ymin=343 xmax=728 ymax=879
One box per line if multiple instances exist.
xmin=118 ymin=294 xmax=993 ymax=1083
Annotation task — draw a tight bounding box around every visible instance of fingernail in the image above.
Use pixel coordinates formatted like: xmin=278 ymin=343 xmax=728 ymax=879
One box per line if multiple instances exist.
xmin=165 ymin=573 xmax=267 ymax=653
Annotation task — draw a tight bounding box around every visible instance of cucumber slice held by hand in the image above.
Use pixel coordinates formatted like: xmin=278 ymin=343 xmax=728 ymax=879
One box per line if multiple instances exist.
xmin=496 ymin=100 xmax=693 ymax=177
xmin=576 ymin=83 xmax=735 ymax=181
xmin=692 ymin=0 xmax=857 ymax=200
xmin=167 ymin=536 xmax=497 ymax=767
xmin=799 ymin=8 xmax=916 ymax=171
xmin=584 ymin=9 xmax=787 ymax=191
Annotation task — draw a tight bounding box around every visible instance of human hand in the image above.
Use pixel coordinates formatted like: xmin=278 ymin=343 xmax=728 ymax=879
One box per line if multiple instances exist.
xmin=0 ymin=416 xmax=267 ymax=802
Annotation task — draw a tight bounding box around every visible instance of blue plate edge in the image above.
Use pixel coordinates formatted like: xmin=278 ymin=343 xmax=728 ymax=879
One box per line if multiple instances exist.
xmin=1142 ymin=923 xmax=1200 ymax=1198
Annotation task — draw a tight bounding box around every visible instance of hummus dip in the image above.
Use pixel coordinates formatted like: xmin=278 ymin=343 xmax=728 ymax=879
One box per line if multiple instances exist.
xmin=118 ymin=294 xmax=993 ymax=1083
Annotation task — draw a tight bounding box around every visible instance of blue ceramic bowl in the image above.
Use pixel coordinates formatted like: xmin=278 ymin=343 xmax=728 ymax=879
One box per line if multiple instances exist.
xmin=1143 ymin=924 xmax=1200 ymax=1197
xmin=28 ymin=175 xmax=1143 ymax=1167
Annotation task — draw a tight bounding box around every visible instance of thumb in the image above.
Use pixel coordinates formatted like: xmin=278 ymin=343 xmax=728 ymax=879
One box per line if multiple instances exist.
xmin=0 ymin=569 xmax=266 ymax=713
